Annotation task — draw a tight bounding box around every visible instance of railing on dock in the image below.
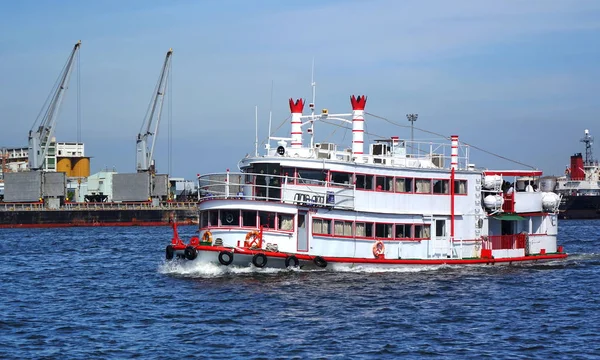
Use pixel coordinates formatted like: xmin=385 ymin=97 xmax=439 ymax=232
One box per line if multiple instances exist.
xmin=0 ymin=201 xmax=198 ymax=212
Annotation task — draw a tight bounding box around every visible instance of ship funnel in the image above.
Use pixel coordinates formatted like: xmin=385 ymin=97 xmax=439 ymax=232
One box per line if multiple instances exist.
xmin=289 ymin=98 xmax=304 ymax=148
xmin=451 ymin=135 xmax=459 ymax=170
xmin=351 ymin=95 xmax=367 ymax=163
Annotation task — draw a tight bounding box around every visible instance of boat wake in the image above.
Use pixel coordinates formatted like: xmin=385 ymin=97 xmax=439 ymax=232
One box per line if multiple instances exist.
xmin=158 ymin=260 xmax=296 ymax=277
xmin=329 ymin=263 xmax=447 ymax=273
xmin=158 ymin=259 xmax=452 ymax=278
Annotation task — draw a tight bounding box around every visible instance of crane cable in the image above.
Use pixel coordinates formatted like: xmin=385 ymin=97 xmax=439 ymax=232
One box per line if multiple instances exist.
xmin=31 ymin=55 xmax=71 ymax=131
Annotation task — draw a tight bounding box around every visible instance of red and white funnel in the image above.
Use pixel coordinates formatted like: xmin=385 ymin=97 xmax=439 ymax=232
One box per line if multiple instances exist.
xmin=351 ymin=95 xmax=367 ymax=162
xmin=289 ymin=98 xmax=304 ymax=148
xmin=451 ymin=135 xmax=459 ymax=170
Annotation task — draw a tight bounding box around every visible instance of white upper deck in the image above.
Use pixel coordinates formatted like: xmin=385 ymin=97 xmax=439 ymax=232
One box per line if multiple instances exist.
xmin=241 ymin=94 xmax=472 ymax=176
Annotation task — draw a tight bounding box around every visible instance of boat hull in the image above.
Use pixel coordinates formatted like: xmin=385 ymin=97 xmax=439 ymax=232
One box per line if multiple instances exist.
xmin=170 ymin=245 xmax=568 ymax=269
xmin=559 ymin=195 xmax=600 ymax=219
xmin=0 ymin=208 xmax=198 ymax=228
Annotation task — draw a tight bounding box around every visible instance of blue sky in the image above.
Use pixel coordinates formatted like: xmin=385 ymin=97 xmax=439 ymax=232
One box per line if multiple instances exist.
xmin=1 ymin=0 xmax=599 ymax=179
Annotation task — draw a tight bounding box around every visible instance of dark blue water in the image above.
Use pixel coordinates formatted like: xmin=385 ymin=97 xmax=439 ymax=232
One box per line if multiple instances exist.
xmin=1 ymin=221 xmax=599 ymax=359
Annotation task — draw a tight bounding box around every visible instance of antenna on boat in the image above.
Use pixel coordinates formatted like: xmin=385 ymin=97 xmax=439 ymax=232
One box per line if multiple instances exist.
xmin=309 ymin=57 xmax=316 ymax=148
xmin=254 ymin=105 xmax=258 ymax=156
xmin=581 ymin=129 xmax=594 ymax=165
xmin=267 ymin=80 xmax=273 ymax=152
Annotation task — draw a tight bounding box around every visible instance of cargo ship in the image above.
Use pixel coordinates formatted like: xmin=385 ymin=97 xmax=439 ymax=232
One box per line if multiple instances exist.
xmin=553 ymin=129 xmax=600 ymax=219
xmin=0 ymin=201 xmax=198 ymax=228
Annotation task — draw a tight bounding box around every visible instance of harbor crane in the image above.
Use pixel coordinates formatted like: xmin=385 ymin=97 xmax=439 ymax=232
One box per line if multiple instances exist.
xmin=28 ymin=40 xmax=81 ymax=171
xmin=136 ymin=48 xmax=173 ymax=173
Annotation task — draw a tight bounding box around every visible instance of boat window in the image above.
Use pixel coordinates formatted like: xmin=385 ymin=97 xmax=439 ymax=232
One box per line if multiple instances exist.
xmin=356 ymin=174 xmax=374 ymax=190
xmin=395 ymin=177 xmax=413 ymax=193
xmin=259 ymin=211 xmax=276 ymax=229
xmin=278 ymin=214 xmax=294 ymax=231
xmin=375 ymin=223 xmax=393 ymax=238
xmin=415 ymin=179 xmax=432 ymax=193
xmin=433 ymin=179 xmax=449 ymax=194
xmin=200 ymin=211 xmax=208 ymax=228
xmin=414 ymin=224 xmax=431 ymax=239
xmin=253 ymin=163 xmax=281 ymax=176
xmin=355 ymin=222 xmax=366 ymax=236
xmin=454 ymin=180 xmax=467 ymax=194
xmin=281 ymin=167 xmax=295 ymax=178
xmin=297 ymin=169 xmax=326 ymax=185
xmin=334 ymin=220 xmax=353 ymax=236
xmin=376 ymin=176 xmax=393 ymax=191
xmin=245 ymin=173 xmax=254 ymax=184
xmin=355 ymin=222 xmax=375 ymax=237
xmin=395 ymin=224 xmax=411 ymax=239
xmin=365 ymin=222 xmax=374 ymax=237
xmin=298 ymin=214 xmax=306 ymax=229
xmin=221 ymin=210 xmax=239 ymax=226
xmin=313 ymin=218 xmax=331 ymax=235
xmin=435 ymin=220 xmax=446 ymax=237
xmin=242 ymin=210 xmax=257 ymax=227
xmin=209 ymin=210 xmax=218 ymax=227
xmin=331 ymin=172 xmax=352 ymax=186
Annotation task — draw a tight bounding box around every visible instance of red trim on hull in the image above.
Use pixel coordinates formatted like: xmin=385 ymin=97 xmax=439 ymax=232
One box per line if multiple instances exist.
xmin=180 ymin=245 xmax=568 ymax=265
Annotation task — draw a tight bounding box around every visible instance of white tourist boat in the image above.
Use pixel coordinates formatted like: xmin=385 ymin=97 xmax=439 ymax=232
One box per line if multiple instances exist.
xmin=166 ymin=94 xmax=567 ymax=269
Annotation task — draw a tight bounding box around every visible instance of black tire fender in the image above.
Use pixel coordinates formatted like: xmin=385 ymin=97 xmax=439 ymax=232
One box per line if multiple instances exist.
xmin=184 ymin=246 xmax=198 ymax=261
xmin=313 ymin=256 xmax=327 ymax=268
xmin=165 ymin=245 xmax=174 ymax=260
xmin=218 ymin=251 xmax=234 ymax=266
xmin=252 ymin=253 xmax=268 ymax=268
xmin=285 ymin=255 xmax=299 ymax=268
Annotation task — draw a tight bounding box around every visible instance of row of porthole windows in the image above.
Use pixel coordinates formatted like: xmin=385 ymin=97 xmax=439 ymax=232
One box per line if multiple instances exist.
xmin=200 ymin=210 xmax=294 ymax=231
xmin=312 ymin=218 xmax=432 ymax=240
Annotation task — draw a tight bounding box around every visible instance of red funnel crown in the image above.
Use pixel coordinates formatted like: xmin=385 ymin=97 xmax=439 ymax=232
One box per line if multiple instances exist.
xmin=350 ymin=95 xmax=367 ymax=110
xmin=289 ymin=98 xmax=304 ymax=113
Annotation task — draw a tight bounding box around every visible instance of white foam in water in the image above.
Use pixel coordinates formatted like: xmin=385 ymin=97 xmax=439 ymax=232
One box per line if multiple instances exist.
xmin=329 ymin=262 xmax=448 ymax=273
xmin=158 ymin=260 xmax=293 ymax=277
xmin=158 ymin=259 xmax=450 ymax=277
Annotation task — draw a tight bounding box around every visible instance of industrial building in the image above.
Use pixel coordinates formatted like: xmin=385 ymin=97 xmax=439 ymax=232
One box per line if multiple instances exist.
xmin=1 ymin=141 xmax=90 ymax=177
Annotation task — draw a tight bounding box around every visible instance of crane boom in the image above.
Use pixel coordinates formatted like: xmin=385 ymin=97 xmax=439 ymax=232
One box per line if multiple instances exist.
xmin=28 ymin=40 xmax=81 ymax=171
xmin=136 ymin=48 xmax=173 ymax=173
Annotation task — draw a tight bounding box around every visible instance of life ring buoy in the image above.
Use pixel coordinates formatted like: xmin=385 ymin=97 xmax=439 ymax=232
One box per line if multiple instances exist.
xmin=285 ymin=255 xmax=299 ymax=268
xmin=244 ymin=230 xmax=261 ymax=248
xmin=252 ymin=253 xmax=268 ymax=268
xmin=313 ymin=256 xmax=327 ymax=268
xmin=202 ymin=230 xmax=213 ymax=244
xmin=218 ymin=251 xmax=234 ymax=266
xmin=165 ymin=245 xmax=174 ymax=260
xmin=372 ymin=240 xmax=385 ymax=259
xmin=184 ymin=246 xmax=198 ymax=260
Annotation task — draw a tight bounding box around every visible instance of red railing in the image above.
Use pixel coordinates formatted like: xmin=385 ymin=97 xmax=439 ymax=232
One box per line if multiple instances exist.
xmin=487 ymin=234 xmax=526 ymax=250
xmin=502 ymin=193 xmax=515 ymax=213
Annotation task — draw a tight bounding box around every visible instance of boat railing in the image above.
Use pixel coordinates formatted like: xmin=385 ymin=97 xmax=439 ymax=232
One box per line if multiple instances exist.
xmin=486 ymin=234 xmax=527 ymax=250
xmin=266 ymin=140 xmax=470 ymax=170
xmin=0 ymin=201 xmax=198 ymax=211
xmin=198 ymin=172 xmax=356 ymax=209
